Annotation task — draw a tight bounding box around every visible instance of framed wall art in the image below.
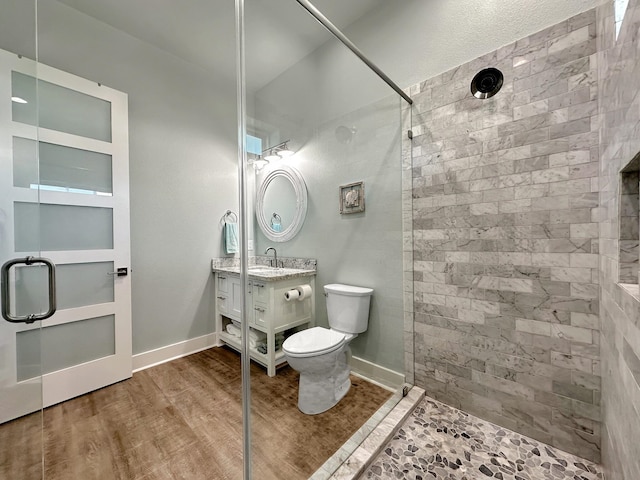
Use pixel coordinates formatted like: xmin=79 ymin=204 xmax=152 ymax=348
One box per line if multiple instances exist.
xmin=339 ymin=181 xmax=365 ymax=214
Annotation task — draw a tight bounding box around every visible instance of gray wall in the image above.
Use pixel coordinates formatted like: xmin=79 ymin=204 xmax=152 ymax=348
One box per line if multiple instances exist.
xmin=254 ymin=96 xmax=404 ymax=373
xmin=249 ymin=0 xmax=605 ymax=123
xmin=248 ymin=7 xmax=405 ymax=373
xmin=0 ymin=1 xmax=238 ymax=354
xmin=597 ymin=1 xmax=640 ymax=478
xmin=0 ymin=0 xmax=606 ymax=366
xmin=339 ymin=0 xmax=604 ymax=94
xmin=248 ymin=0 xmax=605 ymax=376
xmin=409 ymin=10 xmax=602 ymax=461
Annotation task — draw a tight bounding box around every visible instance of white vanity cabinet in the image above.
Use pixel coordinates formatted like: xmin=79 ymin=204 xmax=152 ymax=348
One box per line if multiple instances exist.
xmin=215 ymin=274 xmax=242 ymax=318
xmin=214 ymin=271 xmax=315 ymax=376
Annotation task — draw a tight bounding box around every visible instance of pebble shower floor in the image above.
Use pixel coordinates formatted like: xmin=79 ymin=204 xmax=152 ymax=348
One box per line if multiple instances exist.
xmin=361 ymin=397 xmax=603 ymax=480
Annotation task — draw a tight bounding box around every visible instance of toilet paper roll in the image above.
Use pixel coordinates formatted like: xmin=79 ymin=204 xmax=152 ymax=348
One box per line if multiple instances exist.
xmin=284 ymin=284 xmax=313 ymax=302
xmin=284 ymin=289 xmax=299 ymax=301
xmin=295 ymin=284 xmax=313 ymax=301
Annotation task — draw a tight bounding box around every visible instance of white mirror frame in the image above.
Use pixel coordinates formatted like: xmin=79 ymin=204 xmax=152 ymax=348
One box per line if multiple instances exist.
xmin=256 ymin=165 xmax=308 ymax=242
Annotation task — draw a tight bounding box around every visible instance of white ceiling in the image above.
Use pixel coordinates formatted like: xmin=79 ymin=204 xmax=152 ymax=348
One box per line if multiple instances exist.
xmin=56 ymin=0 xmax=386 ymax=90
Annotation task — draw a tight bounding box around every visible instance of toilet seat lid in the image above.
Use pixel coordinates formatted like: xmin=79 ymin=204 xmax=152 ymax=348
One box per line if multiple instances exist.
xmin=282 ymin=327 xmax=345 ymax=357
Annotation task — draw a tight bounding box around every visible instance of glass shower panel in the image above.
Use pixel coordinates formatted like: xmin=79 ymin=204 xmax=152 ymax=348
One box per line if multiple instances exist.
xmin=244 ymin=1 xmax=407 ymax=478
xmin=0 ymin=2 xmax=44 ymax=479
xmin=28 ymin=0 xmax=240 ymax=478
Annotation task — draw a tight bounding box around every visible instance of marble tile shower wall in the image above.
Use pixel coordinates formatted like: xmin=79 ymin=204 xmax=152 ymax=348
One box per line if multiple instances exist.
xmin=408 ymin=10 xmax=602 ymax=462
xmin=596 ymin=1 xmax=640 ymax=479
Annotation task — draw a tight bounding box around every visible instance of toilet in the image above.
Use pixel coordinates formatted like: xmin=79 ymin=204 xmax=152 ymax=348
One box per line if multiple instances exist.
xmin=282 ymin=283 xmax=373 ymax=415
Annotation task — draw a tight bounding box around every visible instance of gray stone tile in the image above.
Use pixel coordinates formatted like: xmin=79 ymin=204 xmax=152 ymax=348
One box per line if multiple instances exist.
xmin=360 ymin=397 xmax=603 ymax=480
xmin=408 ymin=8 xmax=605 ymax=465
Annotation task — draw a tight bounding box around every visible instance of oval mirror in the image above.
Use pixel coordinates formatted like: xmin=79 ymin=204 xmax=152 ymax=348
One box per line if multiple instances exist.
xmin=256 ymin=166 xmax=307 ymax=242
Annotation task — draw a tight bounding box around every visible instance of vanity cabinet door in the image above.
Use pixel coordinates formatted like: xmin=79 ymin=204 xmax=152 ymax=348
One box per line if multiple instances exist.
xmin=252 ymin=303 xmax=269 ymax=329
xmin=216 ymin=274 xmax=230 ymax=316
xmin=217 ymin=291 xmax=229 ymax=316
xmin=230 ymin=275 xmax=243 ymax=319
xmin=217 ymin=274 xmax=229 ymax=294
xmin=252 ymin=281 xmax=269 ymax=304
xmin=251 ymin=281 xmax=270 ymax=328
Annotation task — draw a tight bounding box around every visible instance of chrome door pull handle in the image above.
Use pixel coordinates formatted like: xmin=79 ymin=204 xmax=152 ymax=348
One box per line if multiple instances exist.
xmin=1 ymin=256 xmax=57 ymax=324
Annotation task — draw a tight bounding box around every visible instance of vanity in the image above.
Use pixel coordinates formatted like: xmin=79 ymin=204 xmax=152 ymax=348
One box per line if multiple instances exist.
xmin=214 ymin=164 xmax=315 ymax=375
xmin=212 ymin=262 xmax=316 ymax=376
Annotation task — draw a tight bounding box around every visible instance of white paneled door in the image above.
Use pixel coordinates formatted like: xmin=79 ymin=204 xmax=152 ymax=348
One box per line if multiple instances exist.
xmin=0 ymin=48 xmax=131 ymax=423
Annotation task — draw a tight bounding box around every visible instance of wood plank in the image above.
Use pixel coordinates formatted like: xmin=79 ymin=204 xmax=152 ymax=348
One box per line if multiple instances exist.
xmin=0 ymin=410 xmax=43 ymax=479
xmin=0 ymin=346 xmax=392 ymax=479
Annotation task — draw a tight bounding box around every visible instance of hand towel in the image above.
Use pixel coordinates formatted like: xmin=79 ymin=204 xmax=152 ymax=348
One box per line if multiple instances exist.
xmin=226 ymin=324 xmax=241 ymax=338
xmin=249 ymin=329 xmax=266 ymax=343
xmin=224 ymin=222 xmax=239 ymax=254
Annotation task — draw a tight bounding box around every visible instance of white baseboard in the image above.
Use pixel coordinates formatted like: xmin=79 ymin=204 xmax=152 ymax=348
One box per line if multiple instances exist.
xmin=349 ymin=355 xmax=405 ymax=391
xmin=132 ymin=333 xmax=219 ymax=373
xmin=132 ymin=336 xmax=404 ymax=392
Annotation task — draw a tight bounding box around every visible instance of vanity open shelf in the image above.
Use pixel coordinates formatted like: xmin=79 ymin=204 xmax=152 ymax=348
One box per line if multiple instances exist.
xmin=218 ymin=329 xmax=288 ymax=367
xmin=212 ymin=264 xmax=316 ymax=376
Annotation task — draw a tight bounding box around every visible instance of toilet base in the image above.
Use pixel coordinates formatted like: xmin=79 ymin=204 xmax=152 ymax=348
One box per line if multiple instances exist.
xmin=296 ymin=351 xmax=352 ymax=415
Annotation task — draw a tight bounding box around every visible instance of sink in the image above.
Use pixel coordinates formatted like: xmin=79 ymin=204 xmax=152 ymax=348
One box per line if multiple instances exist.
xmin=249 ymin=266 xmax=282 ymax=273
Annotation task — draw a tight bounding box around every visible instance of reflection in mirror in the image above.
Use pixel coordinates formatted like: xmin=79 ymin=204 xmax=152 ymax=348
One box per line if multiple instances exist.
xmin=256 ymin=166 xmax=307 ymax=242
xmin=270 ymin=213 xmax=282 ymax=232
xmin=263 ymin=176 xmax=296 ymax=232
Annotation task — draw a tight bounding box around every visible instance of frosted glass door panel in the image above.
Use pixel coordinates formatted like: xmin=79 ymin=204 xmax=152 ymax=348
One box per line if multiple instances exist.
xmin=12 ymin=71 xmax=112 ymax=142
xmin=11 ymin=136 xmax=37 ymax=190
xmin=13 ymin=137 xmax=113 ymax=195
xmin=16 ymin=315 xmax=116 ymax=381
xmin=14 ymin=202 xmax=113 ymax=252
xmin=15 ymin=262 xmax=115 ymax=315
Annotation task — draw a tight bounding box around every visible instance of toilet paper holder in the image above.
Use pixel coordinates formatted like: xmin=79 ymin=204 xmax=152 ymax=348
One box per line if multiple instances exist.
xmin=284 ymin=284 xmax=312 ymax=301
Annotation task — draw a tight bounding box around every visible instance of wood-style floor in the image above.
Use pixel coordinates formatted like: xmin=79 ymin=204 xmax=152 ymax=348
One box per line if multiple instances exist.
xmin=0 ymin=346 xmax=392 ymax=480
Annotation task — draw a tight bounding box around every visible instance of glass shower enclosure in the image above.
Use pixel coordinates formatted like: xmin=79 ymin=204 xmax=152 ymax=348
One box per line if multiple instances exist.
xmin=0 ymin=0 xmax=412 ymax=478
xmin=239 ymin=0 xmax=413 ymax=477
xmin=0 ymin=5 xmax=42 ymax=476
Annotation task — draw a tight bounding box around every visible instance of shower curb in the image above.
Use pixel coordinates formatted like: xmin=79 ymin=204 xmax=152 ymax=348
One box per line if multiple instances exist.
xmin=310 ymin=385 xmax=425 ymax=480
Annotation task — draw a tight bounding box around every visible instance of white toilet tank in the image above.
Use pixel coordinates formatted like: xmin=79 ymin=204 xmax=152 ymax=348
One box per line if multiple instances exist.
xmin=324 ymin=284 xmax=373 ymax=334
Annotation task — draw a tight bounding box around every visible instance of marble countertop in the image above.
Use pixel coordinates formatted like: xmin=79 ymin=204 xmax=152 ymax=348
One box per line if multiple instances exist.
xmin=212 ymin=265 xmax=316 ymax=281
xmin=211 ymin=256 xmax=317 ymax=281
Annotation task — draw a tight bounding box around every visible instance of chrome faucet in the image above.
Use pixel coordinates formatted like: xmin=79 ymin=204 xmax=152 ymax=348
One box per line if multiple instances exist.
xmin=265 ymin=247 xmax=278 ymax=267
